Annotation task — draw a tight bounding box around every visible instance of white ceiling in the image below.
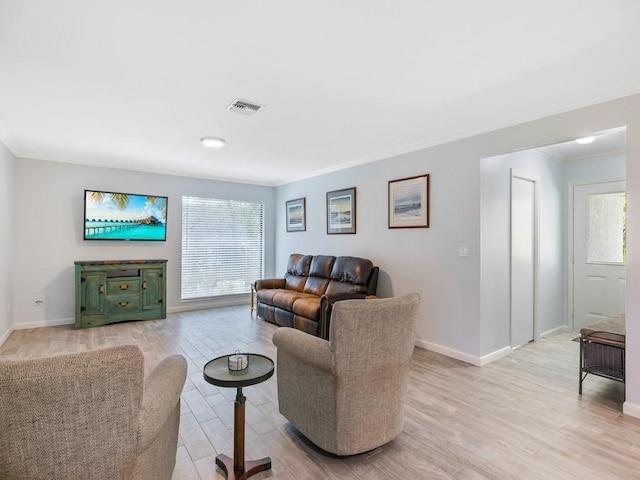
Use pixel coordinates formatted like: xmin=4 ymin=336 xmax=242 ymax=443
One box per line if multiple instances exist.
xmin=1 ymin=1 xmax=639 ymax=186
xmin=534 ymin=126 xmax=627 ymax=162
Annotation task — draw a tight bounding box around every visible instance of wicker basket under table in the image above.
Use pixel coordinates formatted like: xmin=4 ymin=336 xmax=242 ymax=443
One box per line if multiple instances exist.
xmin=579 ymin=315 xmax=625 ymax=395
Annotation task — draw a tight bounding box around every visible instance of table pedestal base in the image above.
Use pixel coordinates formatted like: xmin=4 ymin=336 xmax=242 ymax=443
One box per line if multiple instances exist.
xmin=215 ymin=454 xmax=271 ymax=480
xmin=203 ymin=357 xmax=275 ymax=480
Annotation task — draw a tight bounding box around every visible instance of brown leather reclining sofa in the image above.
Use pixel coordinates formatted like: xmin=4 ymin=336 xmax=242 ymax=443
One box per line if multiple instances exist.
xmin=255 ymin=254 xmax=379 ymax=339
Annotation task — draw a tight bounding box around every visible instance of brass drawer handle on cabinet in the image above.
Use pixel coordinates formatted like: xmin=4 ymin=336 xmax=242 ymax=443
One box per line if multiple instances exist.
xmin=118 ymin=284 xmax=129 ymax=290
xmin=117 ymin=301 xmax=130 ymax=308
xmin=142 ymin=281 xmax=147 ymax=289
xmin=99 ymin=284 xmax=105 ymax=294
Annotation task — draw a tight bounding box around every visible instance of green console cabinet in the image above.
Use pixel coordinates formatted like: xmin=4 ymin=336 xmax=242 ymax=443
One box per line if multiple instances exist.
xmin=75 ymin=259 xmax=167 ymax=328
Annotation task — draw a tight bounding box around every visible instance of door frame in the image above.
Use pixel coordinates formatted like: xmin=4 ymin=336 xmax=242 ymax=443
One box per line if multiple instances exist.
xmin=567 ymin=177 xmax=626 ymax=332
xmin=510 ymin=170 xmax=540 ymax=347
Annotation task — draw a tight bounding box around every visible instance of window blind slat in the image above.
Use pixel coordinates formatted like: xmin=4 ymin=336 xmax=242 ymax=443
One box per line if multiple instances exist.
xmin=181 ymin=196 xmax=264 ymax=300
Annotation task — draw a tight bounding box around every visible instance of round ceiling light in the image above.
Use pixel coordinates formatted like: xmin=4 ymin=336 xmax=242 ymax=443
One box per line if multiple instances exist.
xmin=201 ymin=136 xmax=226 ymax=148
xmin=575 ymin=136 xmax=596 ymax=144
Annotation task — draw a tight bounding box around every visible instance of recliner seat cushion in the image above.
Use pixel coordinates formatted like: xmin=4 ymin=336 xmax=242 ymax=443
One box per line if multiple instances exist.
xmin=272 ymin=290 xmax=304 ymax=310
xmin=291 ymin=296 xmax=322 ymax=320
xmin=259 ymin=289 xmax=321 ymax=319
xmin=256 ymin=288 xmax=278 ymax=304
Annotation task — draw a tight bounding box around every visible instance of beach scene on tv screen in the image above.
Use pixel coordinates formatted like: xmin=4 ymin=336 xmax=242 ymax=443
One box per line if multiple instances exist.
xmin=85 ymin=191 xmax=167 ymax=240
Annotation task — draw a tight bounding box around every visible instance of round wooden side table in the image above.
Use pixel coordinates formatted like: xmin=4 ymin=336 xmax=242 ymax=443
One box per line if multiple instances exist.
xmin=203 ymin=353 xmax=275 ymax=480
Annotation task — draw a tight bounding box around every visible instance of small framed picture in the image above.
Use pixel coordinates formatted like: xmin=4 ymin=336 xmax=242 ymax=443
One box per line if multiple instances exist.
xmin=286 ymin=198 xmax=306 ymax=232
xmin=326 ymin=187 xmax=356 ymax=234
xmin=388 ymin=174 xmax=429 ymax=228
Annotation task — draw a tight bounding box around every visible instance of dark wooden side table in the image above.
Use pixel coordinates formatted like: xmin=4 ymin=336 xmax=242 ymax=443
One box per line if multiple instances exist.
xmin=203 ymin=353 xmax=275 ymax=480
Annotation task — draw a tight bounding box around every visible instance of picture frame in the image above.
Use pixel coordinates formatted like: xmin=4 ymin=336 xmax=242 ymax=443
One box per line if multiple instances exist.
xmin=388 ymin=174 xmax=430 ymax=228
xmin=326 ymin=187 xmax=356 ymax=234
xmin=286 ymin=197 xmax=306 ymax=232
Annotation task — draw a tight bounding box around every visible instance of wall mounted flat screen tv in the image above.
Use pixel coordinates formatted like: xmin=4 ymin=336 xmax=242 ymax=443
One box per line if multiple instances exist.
xmin=84 ymin=190 xmax=168 ymax=241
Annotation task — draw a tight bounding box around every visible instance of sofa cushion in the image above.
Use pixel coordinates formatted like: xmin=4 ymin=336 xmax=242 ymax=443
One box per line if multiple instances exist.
xmin=303 ymin=276 xmax=330 ymax=296
xmin=284 ymin=254 xmax=312 ymax=292
xmin=284 ymin=274 xmax=307 ymax=292
xmin=309 ymin=255 xmax=335 ymax=278
xmin=272 ymin=290 xmax=305 ymax=310
xmin=302 ymin=255 xmax=335 ymax=295
xmin=291 ymin=296 xmax=322 ymax=320
xmin=288 ymin=254 xmax=312 ymax=275
xmin=256 ymin=288 xmax=278 ymax=304
xmin=330 ymin=256 xmax=373 ymax=284
xmin=325 ymin=256 xmax=373 ymax=295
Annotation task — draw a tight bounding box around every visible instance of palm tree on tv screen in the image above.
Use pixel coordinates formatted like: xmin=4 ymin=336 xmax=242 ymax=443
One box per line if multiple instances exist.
xmin=88 ymin=191 xmax=129 ymax=210
xmin=88 ymin=192 xmax=166 ymax=221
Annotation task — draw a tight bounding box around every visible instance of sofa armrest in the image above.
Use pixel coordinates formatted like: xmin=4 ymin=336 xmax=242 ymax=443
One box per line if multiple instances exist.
xmin=319 ymin=293 xmax=368 ymax=340
xmin=137 ymin=354 xmax=188 ymax=451
xmin=255 ymin=278 xmax=286 ymax=291
xmin=272 ymin=327 xmax=335 ymax=374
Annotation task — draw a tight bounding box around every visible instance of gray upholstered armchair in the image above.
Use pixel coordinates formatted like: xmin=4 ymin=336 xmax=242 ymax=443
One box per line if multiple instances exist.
xmin=0 ymin=345 xmax=187 ymax=480
xmin=272 ymin=292 xmax=421 ymax=456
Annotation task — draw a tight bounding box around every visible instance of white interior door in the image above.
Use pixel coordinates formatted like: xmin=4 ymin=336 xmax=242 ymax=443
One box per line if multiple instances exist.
xmin=511 ymin=172 xmax=538 ymax=348
xmin=572 ymin=181 xmax=626 ymax=332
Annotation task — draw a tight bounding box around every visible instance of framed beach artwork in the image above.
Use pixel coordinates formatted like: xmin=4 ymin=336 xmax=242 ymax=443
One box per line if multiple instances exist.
xmin=388 ymin=174 xmax=429 ymax=228
xmin=326 ymin=187 xmax=356 ymax=234
xmin=286 ymin=197 xmax=306 ymax=232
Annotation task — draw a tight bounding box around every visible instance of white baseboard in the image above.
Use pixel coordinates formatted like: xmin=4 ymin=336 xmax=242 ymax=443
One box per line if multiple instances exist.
xmin=540 ymin=325 xmax=569 ymax=338
xmin=415 ymin=338 xmax=513 ymax=366
xmin=416 ymin=325 xmax=570 ymax=367
xmin=0 ymin=326 xmax=14 ymax=347
xmin=415 ymin=338 xmax=481 ymax=366
xmin=7 ymin=298 xmax=249 ymax=334
xmin=5 ymin=300 xmax=250 ymax=334
xmin=12 ymin=317 xmax=74 ymax=330
xmin=479 ymin=346 xmax=513 ymax=365
xmin=623 ymin=401 xmax=640 ymax=419
xmin=169 ymin=297 xmax=249 ymax=313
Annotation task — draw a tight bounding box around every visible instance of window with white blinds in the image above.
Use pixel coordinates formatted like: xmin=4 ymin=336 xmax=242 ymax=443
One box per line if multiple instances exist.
xmin=181 ymin=196 xmax=264 ymax=301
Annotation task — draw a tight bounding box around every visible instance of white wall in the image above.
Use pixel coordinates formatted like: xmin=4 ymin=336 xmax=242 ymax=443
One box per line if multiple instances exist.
xmin=11 ymin=158 xmax=276 ymax=328
xmin=0 ymin=142 xmax=15 ymax=343
xmin=275 ymin=143 xmax=482 ymax=361
xmin=480 ymin=149 xmax=565 ymax=355
xmin=275 ymin=93 xmax=640 ymax=416
xmin=564 ymin=153 xmax=626 ymax=184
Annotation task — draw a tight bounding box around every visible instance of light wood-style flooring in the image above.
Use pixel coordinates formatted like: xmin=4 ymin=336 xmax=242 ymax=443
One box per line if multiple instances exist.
xmin=1 ymin=306 xmax=637 ymax=479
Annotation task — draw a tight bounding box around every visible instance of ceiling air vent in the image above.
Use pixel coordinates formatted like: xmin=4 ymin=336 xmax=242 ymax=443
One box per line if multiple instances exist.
xmin=227 ymin=98 xmax=264 ymax=116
